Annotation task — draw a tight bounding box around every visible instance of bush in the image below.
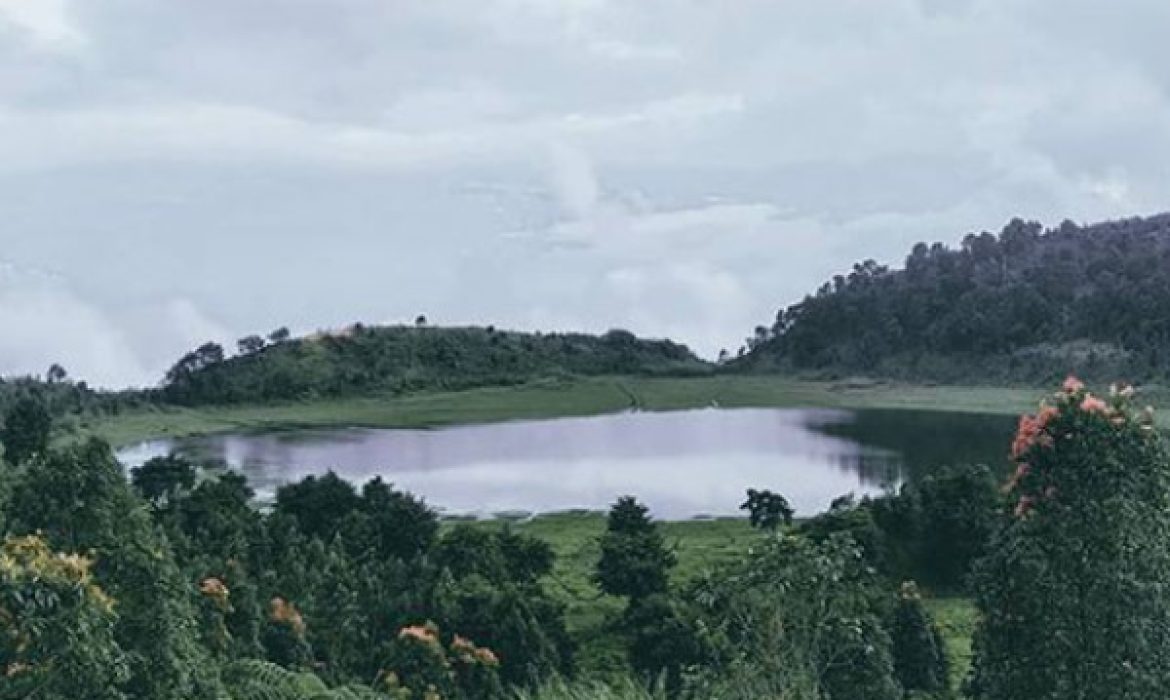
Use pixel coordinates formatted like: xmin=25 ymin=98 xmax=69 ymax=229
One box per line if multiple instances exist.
xmin=595 ymin=497 xmax=676 ymax=601
xmin=969 ymin=379 xmax=1170 ymax=699
xmin=689 ymin=533 xmax=900 ymax=700
xmin=0 ymin=535 xmax=129 ymax=699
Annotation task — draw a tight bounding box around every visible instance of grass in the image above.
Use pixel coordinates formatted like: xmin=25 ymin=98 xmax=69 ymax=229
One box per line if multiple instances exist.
xmin=925 ymin=596 xmax=979 ymax=691
xmin=84 ymin=374 xmax=1058 ymax=448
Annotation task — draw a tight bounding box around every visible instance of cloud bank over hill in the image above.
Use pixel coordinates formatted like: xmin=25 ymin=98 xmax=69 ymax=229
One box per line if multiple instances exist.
xmin=2 ymin=0 xmax=1168 ymax=386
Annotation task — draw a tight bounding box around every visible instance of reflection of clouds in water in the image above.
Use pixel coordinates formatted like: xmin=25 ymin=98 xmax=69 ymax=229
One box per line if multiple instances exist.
xmin=388 ymin=452 xmax=882 ymax=518
xmin=116 ymin=408 xmax=939 ymax=519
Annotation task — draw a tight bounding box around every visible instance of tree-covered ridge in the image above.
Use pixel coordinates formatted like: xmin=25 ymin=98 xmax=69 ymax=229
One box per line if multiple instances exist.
xmin=162 ymin=325 xmax=709 ymax=405
xmin=741 ymin=213 xmax=1170 ymax=382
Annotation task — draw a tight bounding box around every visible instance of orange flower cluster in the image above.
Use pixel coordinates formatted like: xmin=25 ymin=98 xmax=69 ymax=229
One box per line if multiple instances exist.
xmin=451 ymin=635 xmax=474 ymax=653
xmin=199 ymin=577 xmax=229 ymax=606
xmin=448 ymin=633 xmax=500 ymax=667
xmin=399 ymin=623 xmax=439 ymax=645
xmin=1008 ymin=377 xmax=1151 ymax=518
xmin=269 ymin=597 xmax=306 ymax=637
xmin=473 ymin=647 xmax=499 ymax=667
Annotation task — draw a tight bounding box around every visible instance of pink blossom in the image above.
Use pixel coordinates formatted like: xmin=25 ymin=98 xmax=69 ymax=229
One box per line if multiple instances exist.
xmin=1080 ymin=395 xmax=1108 ymax=414
xmin=1063 ymin=376 xmax=1085 ymax=393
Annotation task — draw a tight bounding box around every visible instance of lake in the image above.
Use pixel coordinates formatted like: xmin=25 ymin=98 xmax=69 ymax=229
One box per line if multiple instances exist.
xmin=116 ymin=407 xmax=1014 ymax=519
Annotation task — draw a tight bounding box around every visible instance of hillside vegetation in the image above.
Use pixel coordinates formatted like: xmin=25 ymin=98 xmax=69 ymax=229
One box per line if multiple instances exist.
xmin=740 ymin=213 xmax=1170 ymax=383
xmin=160 ymin=325 xmax=709 ymax=406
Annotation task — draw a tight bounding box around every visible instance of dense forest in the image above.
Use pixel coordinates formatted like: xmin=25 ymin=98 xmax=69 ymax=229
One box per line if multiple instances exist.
xmin=4 ymin=378 xmax=1169 ymax=699
xmin=739 ymin=213 xmax=1170 ymax=383
xmin=158 ymin=325 xmax=708 ymax=406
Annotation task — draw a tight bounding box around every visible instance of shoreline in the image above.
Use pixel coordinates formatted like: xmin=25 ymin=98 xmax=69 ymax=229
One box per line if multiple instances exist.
xmin=83 ymin=374 xmax=1055 ymax=448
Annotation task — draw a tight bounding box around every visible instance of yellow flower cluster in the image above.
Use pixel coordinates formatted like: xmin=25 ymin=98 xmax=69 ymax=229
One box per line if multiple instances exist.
xmin=0 ymin=535 xmax=114 ymax=613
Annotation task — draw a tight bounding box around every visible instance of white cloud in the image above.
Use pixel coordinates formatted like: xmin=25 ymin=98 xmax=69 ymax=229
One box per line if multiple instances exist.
xmin=0 ymin=92 xmax=744 ymax=174
xmin=2 ymin=0 xmax=1170 ymax=384
xmin=0 ymin=0 xmax=83 ymax=51
xmin=0 ymin=262 xmax=147 ymax=387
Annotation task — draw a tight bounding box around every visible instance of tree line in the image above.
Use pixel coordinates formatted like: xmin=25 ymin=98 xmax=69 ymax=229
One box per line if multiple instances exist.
xmin=738 ymin=213 xmax=1170 ymax=383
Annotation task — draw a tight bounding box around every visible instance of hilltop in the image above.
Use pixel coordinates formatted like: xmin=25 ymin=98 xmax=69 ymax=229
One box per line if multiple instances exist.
xmin=739 ymin=213 xmax=1170 ymax=384
xmin=158 ymin=324 xmax=710 ymax=405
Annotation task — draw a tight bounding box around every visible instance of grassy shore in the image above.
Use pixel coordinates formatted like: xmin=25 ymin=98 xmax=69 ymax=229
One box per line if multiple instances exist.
xmin=464 ymin=511 xmax=977 ymax=687
xmin=83 ymin=374 xmax=1054 ymax=448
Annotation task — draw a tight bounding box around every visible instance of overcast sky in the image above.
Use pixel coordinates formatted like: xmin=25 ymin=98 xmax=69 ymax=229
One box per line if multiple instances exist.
xmin=1 ymin=0 xmax=1168 ymax=387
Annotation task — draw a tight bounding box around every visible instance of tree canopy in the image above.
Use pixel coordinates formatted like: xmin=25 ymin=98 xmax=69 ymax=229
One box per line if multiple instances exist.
xmin=740 ymin=213 xmax=1170 ymax=382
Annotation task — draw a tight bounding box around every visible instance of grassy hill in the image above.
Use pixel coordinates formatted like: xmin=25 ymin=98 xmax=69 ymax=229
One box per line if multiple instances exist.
xmin=158 ymin=324 xmax=710 ymax=406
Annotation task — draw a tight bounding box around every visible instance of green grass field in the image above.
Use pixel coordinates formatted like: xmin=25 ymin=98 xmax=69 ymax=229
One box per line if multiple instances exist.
xmin=83 ymin=374 xmax=1061 ymax=448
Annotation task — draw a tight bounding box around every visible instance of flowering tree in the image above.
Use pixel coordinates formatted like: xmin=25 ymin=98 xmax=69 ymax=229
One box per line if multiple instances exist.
xmin=0 ymin=535 xmax=129 ymax=699
xmin=969 ymin=378 xmax=1170 ymax=699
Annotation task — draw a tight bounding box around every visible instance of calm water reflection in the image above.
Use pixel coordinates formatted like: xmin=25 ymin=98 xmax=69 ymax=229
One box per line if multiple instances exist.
xmin=117 ymin=408 xmax=1013 ymax=519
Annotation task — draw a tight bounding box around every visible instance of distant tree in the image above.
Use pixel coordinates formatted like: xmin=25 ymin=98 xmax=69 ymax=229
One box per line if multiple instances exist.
xmin=267 ymin=327 xmax=291 ymax=344
xmin=165 ymin=342 xmax=226 ymax=385
xmin=130 ymin=454 xmax=198 ymax=505
xmin=740 ymin=488 xmax=794 ymax=531
xmin=237 ymin=334 xmax=267 ymax=355
xmin=46 ymin=363 xmax=68 ymax=383
xmin=595 ymin=496 xmax=676 ymax=600
xmin=1 ymin=395 xmax=52 ymax=464
xmin=415 ymin=315 xmax=428 ymax=327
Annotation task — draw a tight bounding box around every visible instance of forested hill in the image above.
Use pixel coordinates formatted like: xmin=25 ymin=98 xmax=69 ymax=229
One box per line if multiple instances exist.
xmin=739 ymin=213 xmax=1170 ymax=383
xmin=159 ymin=324 xmax=709 ymax=405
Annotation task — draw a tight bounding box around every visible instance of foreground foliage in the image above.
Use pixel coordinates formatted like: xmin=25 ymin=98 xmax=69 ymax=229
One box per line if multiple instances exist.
xmin=969 ymin=379 xmax=1170 ymax=699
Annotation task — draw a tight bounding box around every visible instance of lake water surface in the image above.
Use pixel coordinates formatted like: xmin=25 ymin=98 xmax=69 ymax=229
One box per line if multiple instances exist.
xmin=117 ymin=407 xmax=1013 ymax=519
